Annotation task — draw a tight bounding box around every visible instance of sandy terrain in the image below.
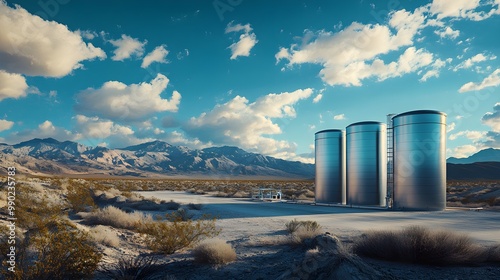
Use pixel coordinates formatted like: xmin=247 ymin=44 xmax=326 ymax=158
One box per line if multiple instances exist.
xmin=137 ymin=191 xmax=500 ymax=245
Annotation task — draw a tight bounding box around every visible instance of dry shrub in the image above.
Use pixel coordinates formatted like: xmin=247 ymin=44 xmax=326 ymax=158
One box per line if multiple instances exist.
xmin=66 ymin=182 xmax=96 ymax=212
xmin=172 ymin=208 xmax=193 ymax=221
xmin=187 ymin=203 xmax=203 ymax=210
xmin=89 ymin=225 xmax=120 ymax=247
xmin=100 ymin=255 xmax=165 ymax=280
xmin=488 ymin=244 xmax=500 ymax=262
xmin=137 ymin=215 xmax=220 ymax=254
xmin=78 ymin=206 xmax=151 ymax=230
xmin=285 ymin=219 xmax=321 ymax=234
xmin=354 ymin=225 xmax=491 ymax=266
xmin=2 ymin=219 xmax=102 ymax=280
xmin=193 ymin=238 xmax=237 ymax=265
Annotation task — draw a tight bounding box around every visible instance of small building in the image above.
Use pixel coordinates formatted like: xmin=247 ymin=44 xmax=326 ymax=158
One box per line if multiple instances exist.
xmin=251 ymin=188 xmax=282 ymax=201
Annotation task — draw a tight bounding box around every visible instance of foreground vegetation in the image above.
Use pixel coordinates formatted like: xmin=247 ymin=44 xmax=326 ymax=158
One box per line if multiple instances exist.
xmin=0 ymin=176 xmax=499 ymax=279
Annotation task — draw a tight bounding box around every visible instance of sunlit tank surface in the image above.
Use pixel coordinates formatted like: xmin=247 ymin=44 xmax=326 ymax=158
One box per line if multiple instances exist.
xmin=315 ymin=129 xmax=346 ymax=204
xmin=392 ymin=110 xmax=447 ymax=211
xmin=346 ymin=122 xmax=387 ymax=206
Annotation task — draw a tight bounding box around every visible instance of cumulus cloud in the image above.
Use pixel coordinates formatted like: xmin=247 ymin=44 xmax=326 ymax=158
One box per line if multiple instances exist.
xmin=482 ymin=103 xmax=500 ymax=132
xmin=4 ymin=120 xmax=76 ymax=144
xmin=430 ymin=0 xmax=500 ymax=21
xmin=454 ymin=53 xmax=496 ymax=71
xmin=0 ymin=119 xmax=14 ymax=132
xmin=75 ymin=74 xmax=181 ymax=122
xmin=183 ymin=88 xmax=313 ymax=158
xmin=225 ymin=22 xmax=258 ymax=59
xmin=141 ymin=45 xmax=169 ymax=68
xmin=0 ymin=70 xmax=28 ymax=101
xmin=333 ymin=114 xmax=346 ymax=120
xmin=451 ymin=144 xmax=479 ymax=158
xmin=276 ymin=7 xmax=433 ymax=86
xmin=458 ymin=68 xmax=500 ymax=93
xmin=449 ymin=130 xmax=487 ymax=141
xmin=420 ymin=58 xmax=452 ymax=81
xmin=434 ymin=26 xmax=460 ymax=39
xmin=74 ymin=115 xmax=134 ymax=139
xmin=312 ymin=94 xmax=323 ymax=103
xmin=0 ymin=2 xmax=106 ymax=77
xmin=109 ymin=34 xmax=146 ymax=61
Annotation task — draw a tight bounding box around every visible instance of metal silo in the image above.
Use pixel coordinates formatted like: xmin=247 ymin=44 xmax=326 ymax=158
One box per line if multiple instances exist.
xmin=346 ymin=122 xmax=387 ymax=206
xmin=315 ymin=129 xmax=346 ymax=204
xmin=392 ymin=110 xmax=446 ymax=211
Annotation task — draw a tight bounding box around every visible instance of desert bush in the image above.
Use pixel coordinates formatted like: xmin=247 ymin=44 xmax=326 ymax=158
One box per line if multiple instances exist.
xmin=89 ymin=225 xmax=120 ymax=247
xmin=285 ymin=219 xmax=302 ymax=234
xmin=78 ymin=206 xmax=152 ymax=230
xmin=187 ymin=203 xmax=203 ymax=210
xmin=137 ymin=215 xmax=220 ymax=254
xmin=171 ymin=208 xmax=193 ymax=221
xmin=2 ymin=219 xmax=102 ymax=280
xmin=285 ymin=219 xmax=321 ymax=234
xmin=164 ymin=199 xmax=181 ymax=210
xmin=100 ymin=255 xmax=165 ymax=280
xmin=487 ymin=244 xmax=500 ymax=262
xmin=353 ymin=225 xmax=490 ymax=266
xmin=193 ymin=238 xmax=237 ymax=265
xmin=66 ymin=182 xmax=96 ymax=212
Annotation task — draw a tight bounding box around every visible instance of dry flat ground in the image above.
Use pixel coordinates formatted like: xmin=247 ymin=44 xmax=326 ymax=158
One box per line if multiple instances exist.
xmin=1 ymin=177 xmax=499 ymax=279
xmin=134 ymin=191 xmax=500 ymax=279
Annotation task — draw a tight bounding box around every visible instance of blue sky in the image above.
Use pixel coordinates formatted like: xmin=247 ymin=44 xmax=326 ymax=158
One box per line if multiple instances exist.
xmin=0 ymin=0 xmax=499 ymax=163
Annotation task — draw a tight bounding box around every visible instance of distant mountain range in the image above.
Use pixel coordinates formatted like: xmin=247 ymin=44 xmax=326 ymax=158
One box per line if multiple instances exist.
xmin=447 ymin=148 xmax=500 ymax=164
xmin=447 ymin=162 xmax=500 ymax=180
xmin=0 ymin=138 xmax=314 ymax=178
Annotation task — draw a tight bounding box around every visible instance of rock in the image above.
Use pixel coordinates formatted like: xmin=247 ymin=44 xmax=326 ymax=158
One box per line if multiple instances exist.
xmin=278 ymin=234 xmax=395 ymax=280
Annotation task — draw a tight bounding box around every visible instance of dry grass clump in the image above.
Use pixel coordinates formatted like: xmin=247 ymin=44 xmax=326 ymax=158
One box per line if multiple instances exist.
xmin=66 ymin=181 xmax=96 ymax=212
xmin=89 ymin=225 xmax=120 ymax=247
xmin=354 ymin=225 xmax=496 ymax=266
xmin=285 ymin=219 xmax=321 ymax=234
xmin=1 ymin=219 xmax=102 ymax=280
xmin=100 ymin=255 xmax=166 ymax=280
xmin=188 ymin=203 xmax=203 ymax=210
xmin=137 ymin=215 xmax=220 ymax=254
xmin=192 ymin=238 xmax=237 ymax=265
xmin=78 ymin=206 xmax=152 ymax=230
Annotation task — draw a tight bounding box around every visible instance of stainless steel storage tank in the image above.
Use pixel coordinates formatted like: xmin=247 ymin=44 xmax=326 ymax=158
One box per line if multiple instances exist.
xmin=346 ymin=122 xmax=387 ymax=206
xmin=315 ymin=129 xmax=346 ymax=204
xmin=392 ymin=110 xmax=446 ymax=211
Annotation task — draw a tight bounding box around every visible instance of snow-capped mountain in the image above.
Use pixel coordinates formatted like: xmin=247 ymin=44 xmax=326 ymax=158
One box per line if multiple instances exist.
xmin=0 ymin=138 xmax=314 ymax=178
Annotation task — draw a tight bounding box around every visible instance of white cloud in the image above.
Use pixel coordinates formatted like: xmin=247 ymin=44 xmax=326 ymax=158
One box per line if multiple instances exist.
xmin=0 ymin=2 xmax=106 ymax=77
xmin=434 ymin=26 xmax=460 ymax=39
xmin=481 ymin=103 xmax=500 ymax=148
xmin=0 ymin=119 xmax=14 ymax=132
xmin=449 ymin=130 xmax=487 ymax=141
xmin=452 ymin=144 xmax=479 ymax=158
xmin=109 ymin=34 xmax=146 ymax=61
xmin=183 ymin=88 xmax=313 ymax=159
xmin=447 ymin=122 xmax=456 ymax=133
xmin=74 ymin=115 xmax=134 ymax=139
xmin=141 ymin=45 xmax=169 ymax=68
xmin=75 ymin=74 xmax=181 ymax=122
xmin=482 ymin=102 xmax=500 ymax=132
xmin=226 ymin=22 xmax=258 ymax=59
xmin=276 ymin=6 xmax=432 ymax=86
xmin=0 ymin=70 xmax=28 ymax=101
xmin=458 ymin=68 xmax=500 ymax=93
xmin=333 ymin=114 xmax=346 ymax=120
xmin=454 ymin=53 xmax=496 ymax=71
xmin=4 ymin=120 xmax=77 ymax=144
xmin=420 ymin=58 xmax=451 ymax=81
xmin=225 ymin=22 xmax=252 ymax=33
xmin=430 ymin=0 xmax=500 ymax=21
xmin=312 ymin=94 xmax=323 ymax=103
xmin=430 ymin=0 xmax=481 ymax=19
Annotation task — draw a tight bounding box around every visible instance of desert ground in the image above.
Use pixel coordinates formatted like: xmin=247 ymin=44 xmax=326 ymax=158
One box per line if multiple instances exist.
xmin=1 ymin=176 xmax=499 ymax=279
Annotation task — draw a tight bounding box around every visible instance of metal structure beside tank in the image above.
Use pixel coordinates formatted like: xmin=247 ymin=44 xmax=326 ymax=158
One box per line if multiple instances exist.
xmin=315 ymin=129 xmax=346 ymax=204
xmin=346 ymin=122 xmax=387 ymax=207
xmin=392 ymin=110 xmax=447 ymax=211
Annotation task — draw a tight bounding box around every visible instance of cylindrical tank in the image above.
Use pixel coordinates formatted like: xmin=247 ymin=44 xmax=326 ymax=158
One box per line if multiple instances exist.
xmin=392 ymin=110 xmax=446 ymax=211
xmin=315 ymin=129 xmax=346 ymax=204
xmin=346 ymin=122 xmax=387 ymax=206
